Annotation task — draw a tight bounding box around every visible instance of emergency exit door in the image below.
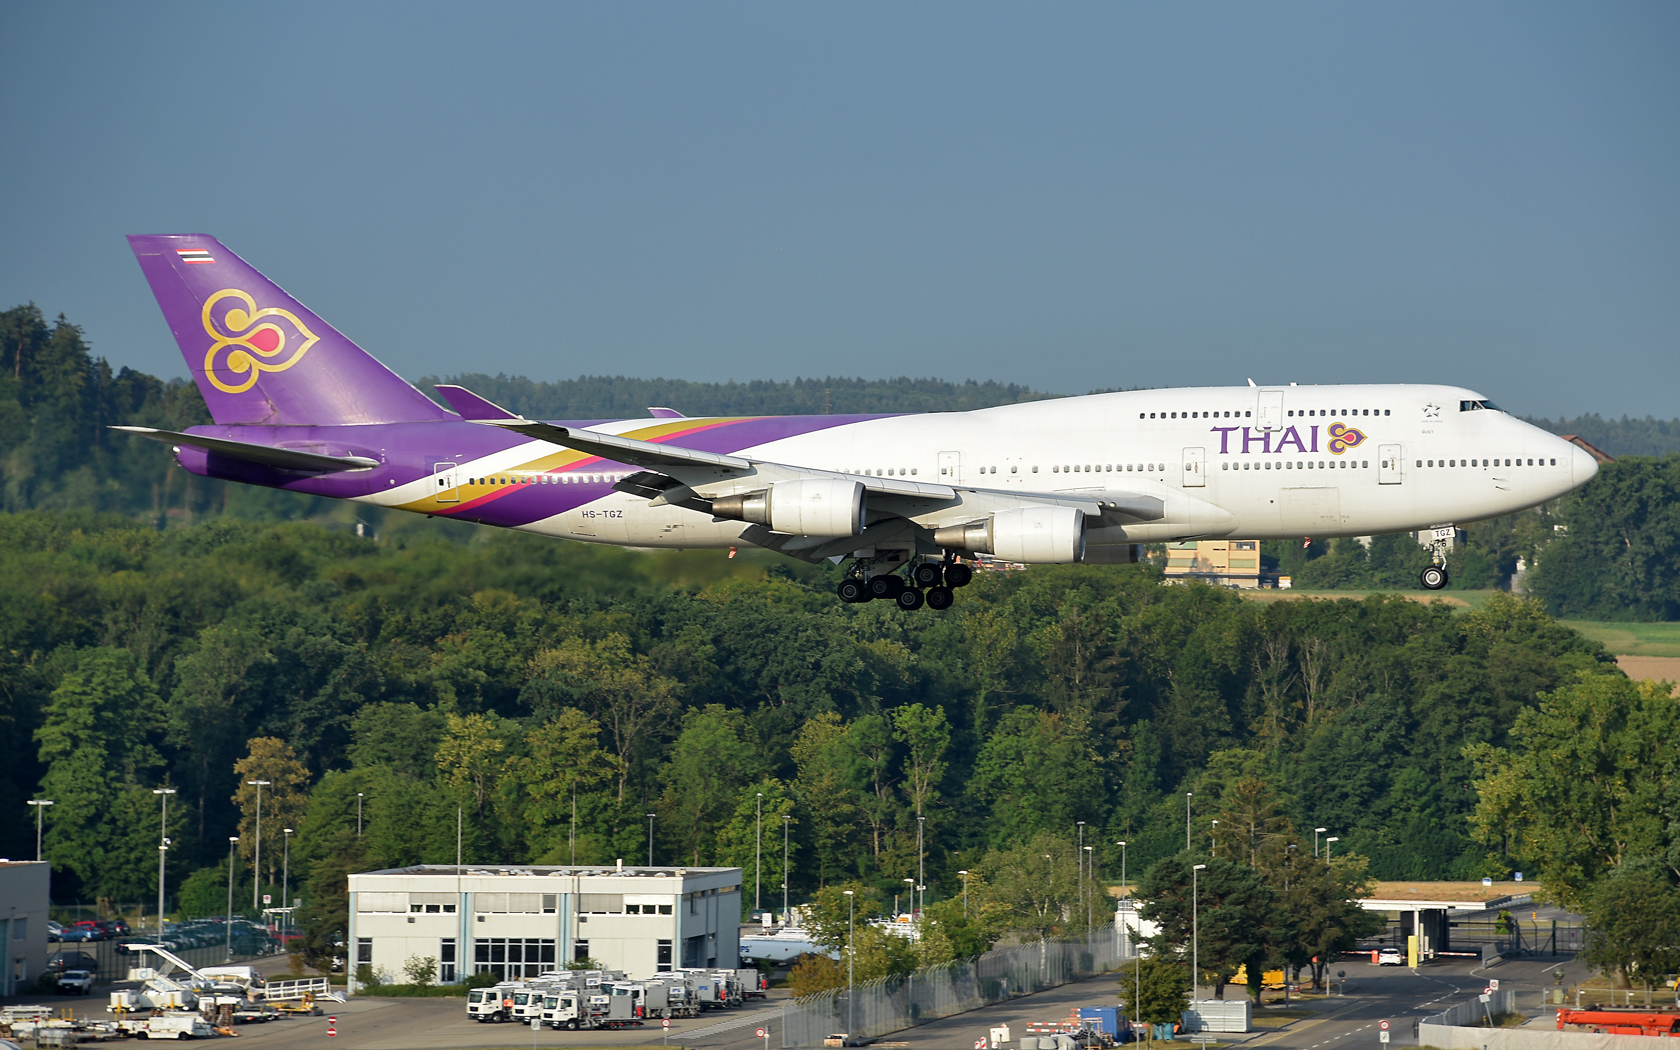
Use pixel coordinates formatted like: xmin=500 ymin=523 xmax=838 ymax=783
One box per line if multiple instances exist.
xmin=433 ymin=462 xmax=459 ymax=502
xmin=1182 ymin=447 xmax=1205 ymax=487
xmin=1378 ymin=444 xmax=1403 ymax=485
xmin=938 ymin=451 xmax=962 ymax=485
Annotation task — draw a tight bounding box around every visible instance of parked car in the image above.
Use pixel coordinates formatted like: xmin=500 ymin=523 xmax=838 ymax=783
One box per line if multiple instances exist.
xmin=68 ymin=920 xmax=105 ymax=941
xmin=46 ymin=951 xmax=99 ymax=975
xmin=46 ymin=920 xmax=63 ymax=942
xmin=1377 ymin=948 xmax=1404 ymax=966
xmin=57 ymin=926 xmax=97 ymax=943
xmin=56 ymin=970 xmax=95 ymax=995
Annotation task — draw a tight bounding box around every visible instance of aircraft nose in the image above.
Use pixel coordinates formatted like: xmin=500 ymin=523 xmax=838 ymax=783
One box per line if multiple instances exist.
xmin=1569 ymin=440 xmax=1600 ymax=487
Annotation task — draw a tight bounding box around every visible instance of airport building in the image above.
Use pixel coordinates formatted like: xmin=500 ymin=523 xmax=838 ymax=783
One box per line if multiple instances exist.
xmin=0 ymin=860 xmax=50 ymax=996
xmin=346 ymin=864 xmax=742 ymax=993
xmin=1164 ymin=539 xmax=1265 ymax=588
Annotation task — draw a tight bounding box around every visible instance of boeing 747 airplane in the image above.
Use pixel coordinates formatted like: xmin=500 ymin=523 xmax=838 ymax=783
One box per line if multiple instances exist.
xmin=120 ymin=235 xmax=1597 ymax=609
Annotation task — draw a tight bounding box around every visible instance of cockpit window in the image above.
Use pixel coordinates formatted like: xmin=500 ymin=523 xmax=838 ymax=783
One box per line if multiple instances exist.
xmin=1459 ymin=399 xmax=1500 ymax=412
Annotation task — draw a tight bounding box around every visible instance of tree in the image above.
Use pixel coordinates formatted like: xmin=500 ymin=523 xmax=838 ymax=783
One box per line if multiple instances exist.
xmin=232 ymin=737 xmax=310 ymax=887
xmin=524 ymin=634 xmax=680 ymax=800
xmin=1139 ymin=856 xmax=1276 ymax=999
xmin=1528 ymin=456 xmax=1680 ymax=619
xmin=712 ymin=779 xmax=796 ymax=915
xmin=973 ymin=709 xmax=1098 ymax=841
xmin=1211 ymin=774 xmax=1295 ymax=870
xmin=1469 ymin=674 xmax=1679 ymax=910
xmin=657 ymin=705 xmax=763 ymax=865
xmin=1277 ymin=853 xmax=1380 ymax=991
xmin=891 ymin=703 xmax=950 ymax=821
xmin=435 ymin=712 xmax=507 ymax=818
xmin=503 ymin=709 xmax=617 ymax=864
xmin=979 ymin=832 xmax=1083 ymax=941
xmin=914 ymin=893 xmax=1006 ymax=966
xmin=791 ymin=713 xmax=863 ymax=886
xmin=1118 ymin=956 xmax=1190 ymax=1025
xmin=35 ymin=647 xmax=165 ymax=899
xmin=788 ymin=953 xmax=845 ymax=997
xmin=1579 ymin=862 xmax=1680 ymax=989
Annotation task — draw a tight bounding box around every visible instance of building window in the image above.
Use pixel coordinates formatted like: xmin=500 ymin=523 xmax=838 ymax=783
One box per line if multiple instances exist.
xmin=658 ymin=904 xmax=673 ymax=915
xmin=472 ymin=938 xmax=556 ymax=980
xmin=574 ymin=939 xmax=590 ymax=965
xmin=657 ymin=939 xmax=673 ymax=973
xmin=357 ymin=938 xmax=372 ymax=965
xmin=441 ymin=939 xmax=456 ymax=983
xmin=542 ymin=894 xmax=557 ymax=914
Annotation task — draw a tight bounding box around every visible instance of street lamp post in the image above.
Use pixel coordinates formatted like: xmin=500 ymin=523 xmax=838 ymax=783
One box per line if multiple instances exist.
xmin=1083 ymin=846 xmax=1094 ymax=929
xmin=245 ymin=779 xmax=270 ymax=910
xmin=225 ymin=836 xmax=240 ymax=960
xmin=1325 ymin=836 xmax=1339 ymax=861
xmin=1120 ymin=840 xmax=1136 ymax=1024
xmin=1211 ymin=819 xmax=1219 ymax=858
xmin=781 ymin=814 xmax=791 ymax=924
xmin=646 ymin=813 xmax=656 ymax=866
xmin=27 ymin=800 xmax=53 ymax=862
xmin=755 ymin=793 xmax=763 ymax=917
xmin=903 ymin=878 xmax=914 ymax=918
xmin=357 ymin=793 xmax=364 ymax=837
xmin=843 ymin=890 xmax=855 ymax=1037
xmin=1314 ymin=827 xmax=1327 ymax=859
xmin=153 ymin=788 xmax=176 ymax=939
xmin=1192 ymin=863 xmax=1207 ymax=1005
xmin=1076 ymin=821 xmax=1086 ymax=915
xmin=282 ymin=828 xmax=293 ymax=936
xmin=958 ymin=871 xmax=969 ymax=917
xmin=1186 ymin=792 xmax=1193 ymax=852
xmin=916 ymin=815 xmax=925 ymax=917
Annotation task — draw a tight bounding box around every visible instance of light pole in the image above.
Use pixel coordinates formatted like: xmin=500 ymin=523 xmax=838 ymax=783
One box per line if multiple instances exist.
xmin=916 ymin=815 xmax=925 ymax=917
xmin=1186 ymin=792 xmax=1193 ymax=852
xmin=357 ymin=793 xmax=364 ymax=837
xmin=843 ymin=890 xmax=855 ymax=1036
xmin=903 ymin=878 xmax=914 ymax=918
xmin=282 ymin=828 xmax=293 ymax=936
xmin=1211 ymin=819 xmax=1219 ymax=858
xmin=27 ymin=799 xmax=53 ymax=862
xmin=246 ymin=779 xmax=270 ymax=910
xmin=225 ymin=836 xmax=240 ymax=960
xmin=153 ymin=788 xmax=176 ymax=939
xmin=1120 ymin=840 xmax=1135 ymax=1023
xmin=1083 ymin=846 xmax=1094 ymax=929
xmin=1314 ymin=827 xmax=1326 ymax=859
xmin=958 ymin=871 xmax=969 ymax=917
xmin=1076 ymin=821 xmax=1086 ymax=915
xmin=1192 ymin=863 xmax=1207 ymax=1005
xmin=1325 ymin=836 xmax=1339 ymax=861
xmin=755 ymin=793 xmax=763 ymax=917
xmin=646 ymin=813 xmax=656 ymax=866
xmin=781 ymin=814 xmax=791 ymax=924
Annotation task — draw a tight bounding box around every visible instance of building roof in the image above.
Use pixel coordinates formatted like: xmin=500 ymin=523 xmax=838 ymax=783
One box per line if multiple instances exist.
xmin=1359 ymin=880 xmax=1534 ymax=912
xmin=355 ymin=864 xmax=736 ymax=879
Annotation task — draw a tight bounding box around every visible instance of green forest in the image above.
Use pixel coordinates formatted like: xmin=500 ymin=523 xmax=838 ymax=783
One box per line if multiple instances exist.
xmin=4 ymin=299 xmax=1679 ymax=977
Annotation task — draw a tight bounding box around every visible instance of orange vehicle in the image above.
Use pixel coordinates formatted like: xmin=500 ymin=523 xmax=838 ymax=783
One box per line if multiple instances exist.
xmin=1556 ymin=1008 xmax=1680 ymax=1036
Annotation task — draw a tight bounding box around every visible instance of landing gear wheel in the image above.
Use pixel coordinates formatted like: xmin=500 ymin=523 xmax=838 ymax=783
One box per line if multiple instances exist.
xmin=912 ymin=562 xmax=944 ymax=587
xmin=944 ymin=562 xmax=973 ymax=588
xmin=867 ymin=575 xmax=904 ymax=601
xmin=1420 ymin=565 xmax=1448 ymax=590
xmin=837 ymin=578 xmax=868 ymax=603
xmin=925 ymin=585 xmax=954 ymax=610
xmin=896 ymin=586 xmax=926 ymax=611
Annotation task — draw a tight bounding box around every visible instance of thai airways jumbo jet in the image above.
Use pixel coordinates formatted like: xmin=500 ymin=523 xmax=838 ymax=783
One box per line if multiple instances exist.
xmin=121 ymin=235 xmax=1596 ymax=609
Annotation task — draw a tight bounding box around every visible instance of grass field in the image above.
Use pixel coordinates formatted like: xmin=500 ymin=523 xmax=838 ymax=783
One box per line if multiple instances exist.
xmin=1237 ymin=588 xmax=1501 ymax=609
xmin=1557 ymin=620 xmax=1680 ymax=656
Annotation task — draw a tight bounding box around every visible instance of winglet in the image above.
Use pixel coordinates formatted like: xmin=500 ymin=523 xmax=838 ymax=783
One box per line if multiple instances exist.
xmin=647 ymin=407 xmax=685 ymax=419
xmin=434 ymin=384 xmax=518 ymax=421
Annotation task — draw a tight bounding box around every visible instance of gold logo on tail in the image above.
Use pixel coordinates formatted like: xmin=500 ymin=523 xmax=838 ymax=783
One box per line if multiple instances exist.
xmin=200 ymin=289 xmax=320 ymax=393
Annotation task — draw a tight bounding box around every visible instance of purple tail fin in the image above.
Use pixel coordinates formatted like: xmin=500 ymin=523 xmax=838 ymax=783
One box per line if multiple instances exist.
xmin=127 ymin=235 xmax=454 ymax=426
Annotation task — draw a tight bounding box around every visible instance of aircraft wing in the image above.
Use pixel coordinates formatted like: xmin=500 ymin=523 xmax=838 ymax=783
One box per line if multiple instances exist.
xmin=112 ymin=426 xmax=379 ymax=472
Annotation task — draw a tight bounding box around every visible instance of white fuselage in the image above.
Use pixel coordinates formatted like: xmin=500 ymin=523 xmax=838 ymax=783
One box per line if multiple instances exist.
xmin=372 ymin=384 xmax=1595 ymax=552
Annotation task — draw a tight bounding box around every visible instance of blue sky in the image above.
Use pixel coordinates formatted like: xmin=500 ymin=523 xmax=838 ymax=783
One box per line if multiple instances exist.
xmin=2 ymin=2 xmax=1676 ymax=418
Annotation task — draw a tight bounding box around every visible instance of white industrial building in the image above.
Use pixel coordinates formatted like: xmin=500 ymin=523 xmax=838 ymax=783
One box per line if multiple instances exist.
xmin=0 ymin=860 xmax=50 ymax=996
xmin=346 ymin=863 xmax=742 ymax=992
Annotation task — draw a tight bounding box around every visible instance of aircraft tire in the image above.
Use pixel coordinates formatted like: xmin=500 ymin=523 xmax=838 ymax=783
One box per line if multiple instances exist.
xmin=925 ymin=586 xmax=954 ymax=610
xmin=837 ymin=578 xmax=868 ymax=603
xmin=912 ymin=562 xmax=944 ymax=587
xmin=944 ymin=563 xmax=973 ymax=588
xmin=867 ymin=575 xmax=903 ymax=601
xmin=1420 ymin=565 xmax=1448 ymax=590
xmin=896 ymin=587 xmax=925 ymax=611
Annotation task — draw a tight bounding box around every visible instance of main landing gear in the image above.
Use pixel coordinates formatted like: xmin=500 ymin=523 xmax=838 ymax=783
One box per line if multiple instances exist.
xmin=838 ymin=556 xmax=972 ymax=610
xmin=1419 ymin=527 xmax=1453 ymax=591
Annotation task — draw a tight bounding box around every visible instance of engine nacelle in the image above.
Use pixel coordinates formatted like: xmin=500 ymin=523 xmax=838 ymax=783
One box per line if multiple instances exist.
xmin=933 ymin=506 xmax=1085 ymax=563
xmin=711 ymin=479 xmax=866 ymax=537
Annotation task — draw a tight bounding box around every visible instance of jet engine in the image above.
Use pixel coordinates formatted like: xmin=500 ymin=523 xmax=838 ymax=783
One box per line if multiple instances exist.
xmin=933 ymin=506 xmax=1085 ymax=563
xmin=711 ymin=479 xmax=867 ymax=537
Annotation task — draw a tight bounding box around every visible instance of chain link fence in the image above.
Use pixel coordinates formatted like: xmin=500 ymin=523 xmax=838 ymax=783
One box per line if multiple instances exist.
xmin=689 ymin=927 xmax=1131 ymax=1050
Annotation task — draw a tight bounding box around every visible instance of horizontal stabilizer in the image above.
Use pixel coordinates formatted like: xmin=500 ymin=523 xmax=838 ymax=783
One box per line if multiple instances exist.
xmin=434 ymin=385 xmax=518 ymax=421
xmin=111 ymin=426 xmax=379 ymax=472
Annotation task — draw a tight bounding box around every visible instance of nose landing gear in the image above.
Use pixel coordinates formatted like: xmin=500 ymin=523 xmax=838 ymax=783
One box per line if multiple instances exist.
xmin=1419 ymin=527 xmax=1454 ymax=590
